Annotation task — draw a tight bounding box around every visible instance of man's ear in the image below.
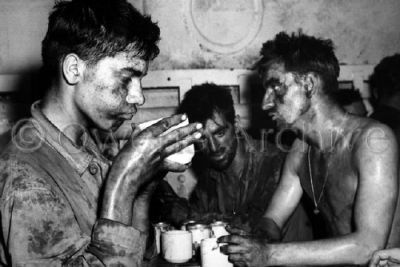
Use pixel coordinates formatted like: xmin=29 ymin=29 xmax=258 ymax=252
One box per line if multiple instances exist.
xmin=304 ymin=73 xmax=319 ymax=98
xmin=234 ymin=114 xmax=241 ymax=134
xmin=62 ymin=53 xmax=84 ymax=85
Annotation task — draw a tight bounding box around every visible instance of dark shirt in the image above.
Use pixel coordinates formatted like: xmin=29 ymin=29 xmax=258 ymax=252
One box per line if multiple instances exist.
xmin=0 ymin=102 xmax=147 ymax=266
xmin=189 ymin=138 xmax=284 ymax=225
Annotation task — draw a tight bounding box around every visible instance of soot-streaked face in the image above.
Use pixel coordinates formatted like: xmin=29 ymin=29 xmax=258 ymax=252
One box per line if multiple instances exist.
xmin=197 ymin=111 xmax=237 ymax=171
xmin=261 ymin=62 xmax=310 ymax=127
xmin=75 ymin=52 xmax=148 ymax=131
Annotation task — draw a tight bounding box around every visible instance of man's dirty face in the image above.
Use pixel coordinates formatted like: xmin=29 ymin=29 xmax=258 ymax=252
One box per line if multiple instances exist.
xmin=261 ymin=62 xmax=310 ymax=127
xmin=197 ymin=111 xmax=237 ymax=171
xmin=74 ymin=52 xmax=148 ymax=131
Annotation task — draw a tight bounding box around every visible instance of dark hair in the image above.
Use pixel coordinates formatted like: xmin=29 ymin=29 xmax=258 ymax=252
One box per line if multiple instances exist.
xmin=334 ymin=89 xmax=362 ymax=106
xmin=41 ymin=0 xmax=160 ymax=77
xmin=178 ymin=83 xmax=235 ymax=125
xmin=256 ymin=31 xmax=340 ymax=95
xmin=369 ymin=54 xmax=400 ymax=100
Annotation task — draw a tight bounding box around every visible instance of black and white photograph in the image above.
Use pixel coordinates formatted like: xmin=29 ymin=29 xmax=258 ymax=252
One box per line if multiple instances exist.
xmin=0 ymin=0 xmax=400 ymax=266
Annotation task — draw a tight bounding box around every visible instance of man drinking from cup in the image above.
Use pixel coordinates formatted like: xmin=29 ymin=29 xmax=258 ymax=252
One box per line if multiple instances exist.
xmin=0 ymin=0 xmax=202 ymax=266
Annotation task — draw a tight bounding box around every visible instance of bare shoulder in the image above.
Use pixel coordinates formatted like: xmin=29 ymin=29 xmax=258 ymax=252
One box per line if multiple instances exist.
xmin=345 ymin=117 xmax=398 ymax=178
xmin=349 ymin=117 xmax=397 ymax=156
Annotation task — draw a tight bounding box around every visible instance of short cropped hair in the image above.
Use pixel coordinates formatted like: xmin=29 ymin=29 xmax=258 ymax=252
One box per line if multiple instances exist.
xmin=256 ymin=31 xmax=340 ymax=95
xmin=42 ymin=0 xmax=160 ymax=77
xmin=369 ymin=54 xmax=400 ymax=100
xmin=178 ymin=83 xmax=235 ymax=125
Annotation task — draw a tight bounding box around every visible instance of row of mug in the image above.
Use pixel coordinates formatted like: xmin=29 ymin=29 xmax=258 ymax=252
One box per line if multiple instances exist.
xmin=162 ymin=231 xmax=232 ymax=266
xmin=154 ymin=221 xmax=232 ymax=266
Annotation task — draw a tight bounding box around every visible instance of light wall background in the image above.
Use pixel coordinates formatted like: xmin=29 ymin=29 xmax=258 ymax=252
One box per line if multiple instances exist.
xmin=0 ymin=0 xmax=400 ymax=74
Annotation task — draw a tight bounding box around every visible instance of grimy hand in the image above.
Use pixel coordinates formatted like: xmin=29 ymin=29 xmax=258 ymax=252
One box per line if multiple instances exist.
xmin=112 ymin=114 xmax=202 ymax=187
xmin=218 ymin=235 xmax=270 ymax=267
xmin=226 ymin=224 xmax=251 ymax=236
xmin=101 ymin=114 xmax=202 ymax=225
xmin=369 ymin=248 xmax=400 ymax=267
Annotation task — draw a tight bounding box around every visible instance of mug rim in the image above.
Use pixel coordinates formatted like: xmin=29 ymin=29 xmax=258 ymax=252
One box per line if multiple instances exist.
xmin=162 ymin=230 xmax=191 ymax=235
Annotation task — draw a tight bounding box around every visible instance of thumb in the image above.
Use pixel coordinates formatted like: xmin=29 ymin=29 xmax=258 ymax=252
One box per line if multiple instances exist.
xmin=162 ymin=159 xmax=190 ymax=172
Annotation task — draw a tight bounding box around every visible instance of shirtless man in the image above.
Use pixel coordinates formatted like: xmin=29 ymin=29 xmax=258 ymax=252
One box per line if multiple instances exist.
xmin=218 ymin=31 xmax=399 ymax=266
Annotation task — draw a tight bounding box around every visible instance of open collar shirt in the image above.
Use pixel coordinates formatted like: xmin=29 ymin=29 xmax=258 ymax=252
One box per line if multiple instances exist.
xmin=0 ymin=101 xmax=146 ymax=266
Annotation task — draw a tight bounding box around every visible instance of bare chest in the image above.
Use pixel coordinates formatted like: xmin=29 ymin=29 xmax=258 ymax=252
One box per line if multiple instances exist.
xmin=299 ymin=148 xmax=358 ymax=235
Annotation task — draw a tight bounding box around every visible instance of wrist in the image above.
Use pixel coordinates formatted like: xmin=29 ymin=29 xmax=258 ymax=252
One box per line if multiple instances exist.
xmin=101 ymin=173 xmax=140 ymax=225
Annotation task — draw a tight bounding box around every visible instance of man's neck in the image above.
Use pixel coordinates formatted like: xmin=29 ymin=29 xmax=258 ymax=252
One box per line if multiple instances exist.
xmin=41 ymin=85 xmax=88 ymax=144
xmin=293 ymin=98 xmax=351 ymax=152
xmin=225 ymin=138 xmax=247 ymax=177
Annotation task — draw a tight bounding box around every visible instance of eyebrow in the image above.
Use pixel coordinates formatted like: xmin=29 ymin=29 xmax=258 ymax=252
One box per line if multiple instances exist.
xmin=264 ymin=78 xmax=281 ymax=87
xmin=120 ymin=67 xmax=147 ymax=77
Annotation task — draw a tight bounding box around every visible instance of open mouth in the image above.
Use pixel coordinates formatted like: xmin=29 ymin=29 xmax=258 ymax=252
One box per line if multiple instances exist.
xmin=211 ymin=153 xmax=225 ymax=161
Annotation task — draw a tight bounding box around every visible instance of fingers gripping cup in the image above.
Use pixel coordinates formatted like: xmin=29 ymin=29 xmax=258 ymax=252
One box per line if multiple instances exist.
xmin=137 ymin=118 xmax=195 ymax=165
xmin=161 ymin=230 xmax=192 ymax=263
xmin=201 ymin=238 xmax=233 ymax=267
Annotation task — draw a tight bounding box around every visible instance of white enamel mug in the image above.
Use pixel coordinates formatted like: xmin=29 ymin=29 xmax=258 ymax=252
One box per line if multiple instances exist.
xmin=161 ymin=230 xmax=193 ymax=263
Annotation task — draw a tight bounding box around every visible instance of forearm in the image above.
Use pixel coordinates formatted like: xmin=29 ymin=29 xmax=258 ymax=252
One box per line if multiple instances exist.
xmin=266 ymin=234 xmax=383 ymax=266
xmin=100 ymin=169 xmax=140 ymax=225
xmin=101 ymin=149 xmax=161 ymax=225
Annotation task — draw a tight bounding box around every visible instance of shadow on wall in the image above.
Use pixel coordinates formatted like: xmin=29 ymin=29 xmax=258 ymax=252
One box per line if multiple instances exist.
xmin=0 ymin=65 xmax=49 ymax=150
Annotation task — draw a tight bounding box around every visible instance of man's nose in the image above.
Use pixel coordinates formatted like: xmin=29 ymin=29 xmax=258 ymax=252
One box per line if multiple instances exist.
xmin=126 ymin=80 xmax=145 ymax=106
xmin=208 ymin=136 xmax=219 ymax=152
xmin=262 ymin=88 xmax=275 ymax=111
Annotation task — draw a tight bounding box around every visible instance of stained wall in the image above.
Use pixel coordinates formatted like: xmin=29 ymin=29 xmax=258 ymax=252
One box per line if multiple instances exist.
xmin=0 ymin=0 xmax=399 ymax=74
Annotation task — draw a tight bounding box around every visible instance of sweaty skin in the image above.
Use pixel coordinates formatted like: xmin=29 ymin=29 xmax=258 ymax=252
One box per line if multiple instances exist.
xmin=218 ymin=62 xmax=399 ymax=266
